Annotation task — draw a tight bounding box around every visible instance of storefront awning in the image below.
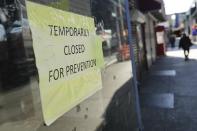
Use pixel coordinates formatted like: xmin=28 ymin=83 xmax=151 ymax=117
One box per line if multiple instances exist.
xmin=138 ymin=0 xmax=161 ymax=12
xmin=151 ymin=11 xmax=166 ymax=22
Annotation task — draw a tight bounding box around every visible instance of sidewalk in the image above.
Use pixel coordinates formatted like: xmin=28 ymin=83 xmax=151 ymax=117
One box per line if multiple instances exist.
xmin=140 ymin=45 xmax=197 ymax=131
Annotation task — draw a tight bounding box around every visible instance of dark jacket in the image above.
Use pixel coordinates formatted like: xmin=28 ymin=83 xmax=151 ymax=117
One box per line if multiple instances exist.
xmin=169 ymin=36 xmax=175 ymax=44
xmin=179 ymin=35 xmax=192 ymax=50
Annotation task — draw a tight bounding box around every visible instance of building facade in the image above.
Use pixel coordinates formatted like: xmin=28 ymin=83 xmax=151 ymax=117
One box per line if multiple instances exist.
xmin=0 ymin=0 xmax=166 ymax=131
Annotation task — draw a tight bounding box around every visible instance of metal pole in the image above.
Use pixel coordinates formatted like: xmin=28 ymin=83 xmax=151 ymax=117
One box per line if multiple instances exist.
xmin=124 ymin=0 xmax=143 ymax=130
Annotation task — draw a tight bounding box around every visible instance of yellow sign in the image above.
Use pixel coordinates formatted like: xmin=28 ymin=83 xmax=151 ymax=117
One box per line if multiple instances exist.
xmin=26 ymin=1 xmax=104 ymax=125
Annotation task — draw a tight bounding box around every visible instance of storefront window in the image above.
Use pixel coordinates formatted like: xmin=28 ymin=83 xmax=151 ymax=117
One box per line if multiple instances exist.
xmin=0 ymin=0 xmax=138 ymax=130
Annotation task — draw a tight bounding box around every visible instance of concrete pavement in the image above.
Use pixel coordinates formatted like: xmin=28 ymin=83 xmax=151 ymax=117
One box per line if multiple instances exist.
xmin=140 ymin=45 xmax=197 ymax=131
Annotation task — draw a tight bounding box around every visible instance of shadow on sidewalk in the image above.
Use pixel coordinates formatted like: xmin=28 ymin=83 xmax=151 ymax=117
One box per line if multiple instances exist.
xmin=96 ymin=79 xmax=138 ymax=131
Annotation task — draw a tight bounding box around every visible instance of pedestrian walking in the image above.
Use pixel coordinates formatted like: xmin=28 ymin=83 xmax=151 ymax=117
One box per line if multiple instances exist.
xmin=169 ymin=34 xmax=176 ymax=48
xmin=179 ymin=33 xmax=193 ymax=61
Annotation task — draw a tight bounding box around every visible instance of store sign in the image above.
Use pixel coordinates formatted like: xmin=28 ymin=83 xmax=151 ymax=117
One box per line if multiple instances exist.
xmin=26 ymin=1 xmax=104 ymax=125
xmin=156 ymin=32 xmax=165 ymax=44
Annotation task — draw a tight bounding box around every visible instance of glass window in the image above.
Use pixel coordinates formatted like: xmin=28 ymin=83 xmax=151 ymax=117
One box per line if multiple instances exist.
xmin=0 ymin=0 xmax=138 ymax=130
